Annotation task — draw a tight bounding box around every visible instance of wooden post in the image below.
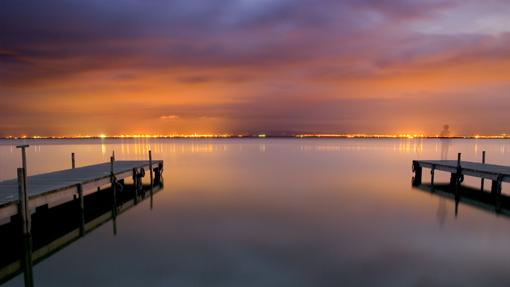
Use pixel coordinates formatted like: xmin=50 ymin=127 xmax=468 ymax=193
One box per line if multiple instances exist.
xmin=110 ymin=156 xmax=117 ymax=213
xmin=149 ymin=150 xmax=153 ymax=188
xmin=149 ymin=151 xmax=154 ymax=209
xmin=72 ymin=153 xmax=76 ymax=169
xmin=110 ymin=156 xmax=118 ymax=235
xmin=16 ymin=145 xmax=29 ymax=203
xmin=430 ymin=165 xmax=435 ymax=186
xmin=17 ymin=168 xmax=31 ymax=235
xmin=132 ymin=168 xmax=139 ymax=204
xmin=412 ymin=161 xmax=422 ymax=186
xmin=481 ymin=151 xmax=486 ymax=191
xmin=491 ymin=175 xmax=503 ymax=211
xmin=455 ymin=153 xmax=462 ymax=197
xmin=78 ymin=184 xmax=85 ymax=236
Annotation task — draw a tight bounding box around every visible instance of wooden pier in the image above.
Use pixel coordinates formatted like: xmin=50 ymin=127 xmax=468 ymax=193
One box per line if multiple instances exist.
xmin=412 ymin=154 xmax=509 ymax=195
xmin=0 ymin=160 xmax=163 ymax=223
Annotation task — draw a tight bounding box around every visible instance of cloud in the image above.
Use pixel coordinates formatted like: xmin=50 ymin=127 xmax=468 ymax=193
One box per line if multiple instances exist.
xmin=159 ymin=115 xmax=180 ymax=120
xmin=1 ymin=0 xmax=510 ymax=135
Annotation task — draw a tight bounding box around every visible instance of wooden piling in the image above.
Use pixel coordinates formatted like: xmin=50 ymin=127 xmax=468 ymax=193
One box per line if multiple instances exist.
xmin=132 ymin=168 xmax=139 ymax=204
xmin=78 ymin=184 xmax=85 ymax=236
xmin=17 ymin=168 xmax=30 ymax=235
xmin=455 ymin=153 xmax=462 ymax=196
xmin=412 ymin=161 xmax=422 ymax=186
xmin=430 ymin=165 xmax=435 ymax=186
xmin=481 ymin=151 xmax=486 ymax=191
xmin=110 ymin=156 xmax=118 ymax=213
xmin=72 ymin=153 xmax=76 ymax=169
xmin=149 ymin=151 xmax=153 ymax=209
xmin=149 ymin=150 xmax=153 ymax=188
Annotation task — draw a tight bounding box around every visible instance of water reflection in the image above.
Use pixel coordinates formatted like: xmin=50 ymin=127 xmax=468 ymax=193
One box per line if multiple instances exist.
xmin=0 ymin=182 xmax=163 ymax=286
xmin=2 ymin=139 xmax=510 ymax=286
xmin=414 ymin=184 xmax=510 ymax=220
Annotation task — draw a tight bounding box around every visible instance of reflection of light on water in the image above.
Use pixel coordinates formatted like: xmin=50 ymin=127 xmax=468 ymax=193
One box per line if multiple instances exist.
xmin=101 ymin=144 xmax=106 ymax=156
xmin=259 ymin=144 xmax=266 ymax=152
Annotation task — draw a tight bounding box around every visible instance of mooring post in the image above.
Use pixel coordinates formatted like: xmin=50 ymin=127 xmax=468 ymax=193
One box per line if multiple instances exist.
xmin=78 ymin=184 xmax=85 ymax=236
xmin=72 ymin=152 xmax=76 ymax=169
xmin=17 ymin=168 xmax=31 ymax=235
xmin=412 ymin=161 xmax=422 ymax=186
xmin=481 ymin=151 xmax=486 ymax=191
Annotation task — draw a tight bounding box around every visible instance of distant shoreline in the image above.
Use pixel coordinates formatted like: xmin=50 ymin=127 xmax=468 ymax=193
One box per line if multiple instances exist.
xmin=1 ymin=135 xmax=510 ymax=140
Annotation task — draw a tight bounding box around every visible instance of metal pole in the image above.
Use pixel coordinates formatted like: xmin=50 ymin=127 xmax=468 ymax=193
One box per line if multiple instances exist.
xmin=481 ymin=151 xmax=486 ymax=191
xmin=72 ymin=152 xmax=76 ymax=169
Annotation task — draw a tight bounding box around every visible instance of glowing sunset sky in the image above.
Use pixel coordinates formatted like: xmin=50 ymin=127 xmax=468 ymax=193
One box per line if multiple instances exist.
xmin=1 ymin=0 xmax=510 ymax=136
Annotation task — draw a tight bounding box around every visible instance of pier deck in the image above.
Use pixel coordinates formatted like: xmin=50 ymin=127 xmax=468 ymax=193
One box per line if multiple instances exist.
xmin=414 ymin=160 xmax=510 ymax=182
xmin=412 ymin=159 xmax=509 ymax=196
xmin=0 ymin=160 xmax=163 ymax=222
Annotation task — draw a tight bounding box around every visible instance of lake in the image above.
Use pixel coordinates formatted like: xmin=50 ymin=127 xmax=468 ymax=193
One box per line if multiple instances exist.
xmin=1 ymin=138 xmax=510 ymax=286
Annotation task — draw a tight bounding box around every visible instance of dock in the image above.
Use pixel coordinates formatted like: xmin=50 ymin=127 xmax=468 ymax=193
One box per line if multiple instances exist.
xmin=0 ymin=160 xmax=163 ymax=223
xmin=412 ymin=154 xmax=508 ymax=195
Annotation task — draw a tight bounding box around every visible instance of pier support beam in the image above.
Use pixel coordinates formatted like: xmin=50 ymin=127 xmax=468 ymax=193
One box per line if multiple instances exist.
xmin=149 ymin=151 xmax=153 ymax=188
xmin=491 ymin=176 xmax=503 ymax=211
xmin=481 ymin=151 xmax=486 ymax=191
xmin=454 ymin=153 xmax=463 ymax=197
xmin=431 ymin=165 xmax=435 ymax=186
xmin=77 ymin=184 xmax=85 ymax=236
xmin=132 ymin=168 xmax=139 ymax=204
xmin=412 ymin=161 xmax=422 ymax=186
xmin=154 ymin=162 xmax=163 ymax=185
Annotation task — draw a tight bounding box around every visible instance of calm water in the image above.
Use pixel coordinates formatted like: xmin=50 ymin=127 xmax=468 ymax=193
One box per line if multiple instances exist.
xmin=1 ymin=138 xmax=510 ymax=287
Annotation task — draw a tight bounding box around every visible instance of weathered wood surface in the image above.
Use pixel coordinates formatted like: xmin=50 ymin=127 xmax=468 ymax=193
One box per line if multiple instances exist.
xmin=414 ymin=160 xmax=510 ymax=182
xmin=0 ymin=160 xmax=162 ymax=220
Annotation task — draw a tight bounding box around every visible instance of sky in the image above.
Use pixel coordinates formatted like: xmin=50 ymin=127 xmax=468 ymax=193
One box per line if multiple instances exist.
xmin=1 ymin=0 xmax=510 ymax=136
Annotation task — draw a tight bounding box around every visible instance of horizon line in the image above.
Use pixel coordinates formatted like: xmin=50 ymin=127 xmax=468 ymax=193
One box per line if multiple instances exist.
xmin=1 ymin=133 xmax=510 ymax=140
